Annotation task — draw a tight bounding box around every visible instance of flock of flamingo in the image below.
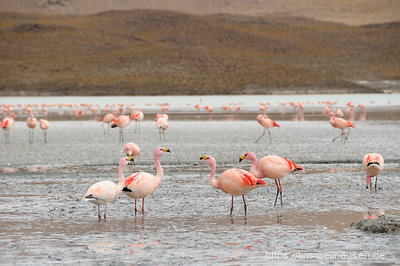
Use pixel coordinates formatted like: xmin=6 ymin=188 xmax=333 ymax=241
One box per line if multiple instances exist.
xmin=1 ymin=100 xmax=385 ymax=220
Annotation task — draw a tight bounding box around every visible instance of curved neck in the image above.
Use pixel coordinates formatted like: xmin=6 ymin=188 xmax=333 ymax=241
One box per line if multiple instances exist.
xmin=208 ymin=159 xmax=219 ymax=189
xmin=154 ymin=152 xmax=164 ymax=187
xmin=247 ymin=152 xmax=260 ymax=177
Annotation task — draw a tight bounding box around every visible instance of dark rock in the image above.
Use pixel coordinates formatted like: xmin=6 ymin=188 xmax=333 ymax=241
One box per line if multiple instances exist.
xmin=351 ymin=212 xmax=400 ymax=233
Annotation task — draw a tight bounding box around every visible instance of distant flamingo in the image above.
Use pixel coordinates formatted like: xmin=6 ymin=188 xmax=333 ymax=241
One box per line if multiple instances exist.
xmin=98 ymin=111 xmax=117 ymax=135
xmin=155 ymin=114 xmax=168 ymax=140
xmin=26 ymin=113 xmax=37 ymax=144
xmin=111 ymin=115 xmax=130 ymax=142
xmin=200 ymin=155 xmax=266 ymax=216
xmin=83 ymin=157 xmax=134 ymax=220
xmin=130 ymin=110 xmax=144 ymax=133
xmin=255 ymin=114 xmax=280 ymax=144
xmin=239 ymin=151 xmax=303 ymax=206
xmin=39 ymin=119 xmax=50 ymax=143
xmin=122 ymin=148 xmax=170 ymax=215
xmin=334 ymin=107 xmax=343 ymax=117
xmin=362 ymin=153 xmax=384 ymax=190
xmin=1 ymin=112 xmax=15 ymax=144
xmin=329 ymin=112 xmax=355 ymax=142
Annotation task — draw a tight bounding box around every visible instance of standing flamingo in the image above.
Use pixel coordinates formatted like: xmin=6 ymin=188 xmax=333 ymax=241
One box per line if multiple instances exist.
xmin=329 ymin=112 xmax=355 ymax=142
xmin=122 ymin=147 xmax=170 ymax=215
xmin=239 ymin=151 xmax=303 ymax=206
xmin=98 ymin=110 xmax=117 ymax=135
xmin=39 ymin=119 xmax=50 ymax=143
xmin=155 ymin=114 xmax=168 ymax=140
xmin=26 ymin=113 xmax=37 ymax=144
xmin=1 ymin=112 xmax=15 ymax=144
xmin=111 ymin=115 xmax=130 ymax=142
xmin=123 ymin=142 xmax=141 ymax=159
xmin=200 ymin=155 xmax=266 ymax=216
xmin=255 ymin=114 xmax=280 ymax=144
xmin=130 ymin=110 xmax=144 ymax=133
xmin=83 ymin=157 xmax=134 ymax=220
xmin=362 ymin=153 xmax=384 ymax=190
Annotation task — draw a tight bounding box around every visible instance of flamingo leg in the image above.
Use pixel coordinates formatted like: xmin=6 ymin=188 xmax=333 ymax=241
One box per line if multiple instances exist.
xmin=135 ymin=121 xmax=138 ymax=133
xmin=142 ymin=198 xmax=145 ymax=213
xmin=375 ymin=177 xmax=378 ymax=190
xmin=162 ymin=130 xmax=166 ymax=140
xmin=267 ymin=128 xmax=272 ymax=144
xmin=44 ymin=131 xmax=47 ymax=143
xmin=331 ymin=131 xmax=344 ymax=142
xmin=98 ymin=205 xmax=101 ymax=221
xmin=101 ymin=123 xmax=106 ymax=135
xmin=230 ymin=196 xmax=234 ymax=217
xmin=366 ymin=175 xmax=372 ymax=189
xmin=274 ymin=179 xmax=283 ymax=206
xmin=138 ymin=121 xmax=141 ymax=133
xmin=345 ymin=128 xmax=351 ymax=141
xmin=104 ymin=205 xmax=107 ymax=220
xmin=278 ymin=179 xmax=283 ymax=206
xmin=242 ymin=195 xmax=247 ymax=216
xmin=255 ymin=128 xmax=266 ymax=143
xmin=134 ymin=199 xmax=137 ymax=215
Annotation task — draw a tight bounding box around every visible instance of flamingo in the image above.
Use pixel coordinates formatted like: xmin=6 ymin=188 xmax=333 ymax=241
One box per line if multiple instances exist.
xmin=83 ymin=157 xmax=134 ymax=220
xmin=111 ymin=115 xmax=130 ymax=142
xmin=123 ymin=142 xmax=141 ymax=159
xmin=26 ymin=113 xmax=37 ymax=144
xmin=200 ymin=155 xmax=266 ymax=216
xmin=255 ymin=114 xmax=280 ymax=144
xmin=362 ymin=153 xmax=384 ymax=190
xmin=98 ymin=111 xmax=117 ymax=135
xmin=122 ymin=147 xmax=170 ymax=215
xmin=239 ymin=151 xmax=303 ymax=206
xmin=39 ymin=119 xmax=50 ymax=143
xmin=1 ymin=112 xmax=15 ymax=144
xmin=155 ymin=114 xmax=168 ymax=140
xmin=130 ymin=110 xmax=144 ymax=133
xmin=329 ymin=112 xmax=355 ymax=142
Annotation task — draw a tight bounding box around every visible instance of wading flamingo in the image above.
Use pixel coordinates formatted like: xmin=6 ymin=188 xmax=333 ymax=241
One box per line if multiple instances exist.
xmin=1 ymin=112 xmax=15 ymax=144
xmin=123 ymin=142 xmax=141 ymax=158
xmin=98 ymin=110 xmax=117 ymax=135
xmin=239 ymin=151 xmax=303 ymax=206
xmin=362 ymin=153 xmax=384 ymax=190
xmin=26 ymin=113 xmax=37 ymax=144
xmin=155 ymin=114 xmax=168 ymax=140
xmin=255 ymin=114 xmax=280 ymax=144
xmin=111 ymin=115 xmax=130 ymax=142
xmin=130 ymin=110 xmax=144 ymax=133
xmin=83 ymin=157 xmax=134 ymax=220
xmin=39 ymin=119 xmax=50 ymax=143
xmin=329 ymin=112 xmax=355 ymax=142
xmin=122 ymin=147 xmax=170 ymax=215
xmin=200 ymin=155 xmax=266 ymax=216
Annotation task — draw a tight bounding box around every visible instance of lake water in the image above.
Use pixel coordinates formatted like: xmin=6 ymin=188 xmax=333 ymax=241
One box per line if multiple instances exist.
xmin=0 ymin=107 xmax=399 ymax=264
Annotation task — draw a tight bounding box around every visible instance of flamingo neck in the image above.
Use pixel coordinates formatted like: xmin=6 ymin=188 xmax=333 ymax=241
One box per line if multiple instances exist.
xmin=117 ymin=163 xmax=125 ymax=192
xmin=208 ymin=159 xmax=219 ymax=189
xmin=154 ymin=152 xmax=164 ymax=188
xmin=247 ymin=152 xmax=261 ymax=177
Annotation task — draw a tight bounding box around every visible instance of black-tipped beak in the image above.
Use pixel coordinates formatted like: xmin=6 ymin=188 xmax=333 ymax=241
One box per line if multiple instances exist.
xmin=111 ymin=124 xmax=117 ymax=128
xmin=166 ymin=149 xmax=171 ymax=153
xmin=200 ymin=157 xmax=204 ymax=160
xmin=239 ymin=158 xmax=243 ymax=162
xmin=367 ymin=162 xmax=380 ymax=167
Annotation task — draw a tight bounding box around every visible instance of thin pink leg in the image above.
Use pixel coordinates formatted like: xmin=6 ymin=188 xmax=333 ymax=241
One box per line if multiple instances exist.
xmin=242 ymin=195 xmax=247 ymax=216
xmin=134 ymin=199 xmax=137 ymax=215
xmin=230 ymin=196 xmax=234 ymax=217
xmin=98 ymin=205 xmax=101 ymax=221
xmin=142 ymin=198 xmax=145 ymax=213
xmin=104 ymin=205 xmax=107 ymax=220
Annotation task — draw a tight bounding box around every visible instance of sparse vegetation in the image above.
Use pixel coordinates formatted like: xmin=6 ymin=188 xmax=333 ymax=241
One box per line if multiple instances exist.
xmin=0 ymin=10 xmax=399 ymax=95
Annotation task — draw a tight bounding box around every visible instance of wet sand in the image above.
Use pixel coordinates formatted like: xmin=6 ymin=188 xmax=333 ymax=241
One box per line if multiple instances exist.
xmin=0 ymin=112 xmax=399 ymax=264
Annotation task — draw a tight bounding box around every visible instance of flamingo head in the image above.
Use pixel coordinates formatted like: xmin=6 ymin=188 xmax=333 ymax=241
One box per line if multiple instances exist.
xmin=328 ymin=112 xmax=334 ymax=118
xmin=200 ymin=155 xmax=215 ymax=166
xmin=9 ymin=112 xmax=15 ymax=119
xmin=121 ymin=156 xmax=135 ymax=167
xmin=239 ymin=151 xmax=256 ymax=162
xmin=154 ymin=147 xmax=170 ymax=157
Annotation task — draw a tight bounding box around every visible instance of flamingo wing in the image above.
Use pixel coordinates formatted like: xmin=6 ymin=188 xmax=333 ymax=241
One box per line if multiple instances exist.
xmin=237 ymin=169 xmax=266 ymax=186
xmin=282 ymin=157 xmax=303 ymax=171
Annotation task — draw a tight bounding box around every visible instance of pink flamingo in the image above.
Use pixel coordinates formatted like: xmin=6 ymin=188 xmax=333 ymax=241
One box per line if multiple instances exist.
xmin=123 ymin=142 xmax=141 ymax=158
xmin=255 ymin=114 xmax=280 ymax=144
xmin=334 ymin=106 xmax=343 ymax=117
xmin=98 ymin=111 xmax=117 ymax=135
xmin=83 ymin=157 xmax=134 ymax=220
xmin=329 ymin=112 xmax=355 ymax=142
xmin=130 ymin=110 xmax=144 ymax=133
xmin=200 ymin=155 xmax=266 ymax=216
xmin=111 ymin=115 xmax=130 ymax=142
xmin=155 ymin=114 xmax=168 ymax=140
xmin=26 ymin=113 xmax=37 ymax=144
xmin=39 ymin=119 xmax=50 ymax=143
xmin=1 ymin=112 xmax=15 ymax=144
xmin=239 ymin=151 xmax=303 ymax=206
xmin=122 ymin=148 xmax=170 ymax=215
xmin=362 ymin=153 xmax=384 ymax=190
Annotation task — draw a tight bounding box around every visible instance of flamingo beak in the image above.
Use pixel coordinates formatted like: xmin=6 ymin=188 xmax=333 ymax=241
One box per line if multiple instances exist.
xmin=127 ymin=156 xmax=134 ymax=165
xmin=239 ymin=154 xmax=246 ymax=162
xmin=200 ymin=155 xmax=208 ymax=160
xmin=162 ymin=148 xmax=171 ymax=153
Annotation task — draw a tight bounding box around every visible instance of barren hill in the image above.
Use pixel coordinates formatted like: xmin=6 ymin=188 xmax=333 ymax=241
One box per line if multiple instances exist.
xmin=0 ymin=10 xmax=399 ymax=95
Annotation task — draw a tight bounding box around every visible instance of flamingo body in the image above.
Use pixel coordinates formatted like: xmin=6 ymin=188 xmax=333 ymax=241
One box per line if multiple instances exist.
xmin=329 ymin=112 xmax=355 ymax=142
xmin=123 ymin=142 xmax=141 ymax=158
xmin=255 ymin=114 xmax=280 ymax=143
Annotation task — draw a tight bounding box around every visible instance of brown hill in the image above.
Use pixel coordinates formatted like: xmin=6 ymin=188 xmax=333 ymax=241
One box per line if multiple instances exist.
xmin=0 ymin=10 xmax=399 ymax=95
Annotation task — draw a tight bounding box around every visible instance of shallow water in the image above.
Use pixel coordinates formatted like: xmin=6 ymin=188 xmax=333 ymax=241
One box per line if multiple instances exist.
xmin=1 ymin=118 xmax=399 ymax=264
